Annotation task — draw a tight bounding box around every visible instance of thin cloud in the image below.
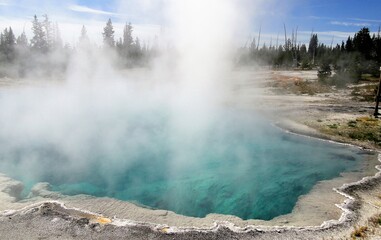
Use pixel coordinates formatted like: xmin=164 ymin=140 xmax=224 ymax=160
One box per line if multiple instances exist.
xmin=68 ymin=4 xmax=120 ymax=16
xmin=330 ymin=21 xmax=371 ymax=27
xmin=0 ymin=1 xmax=9 ymax=6
xmin=307 ymin=16 xmax=334 ymax=20
xmin=349 ymin=18 xmax=381 ymax=23
xmin=300 ymin=30 xmax=355 ymax=38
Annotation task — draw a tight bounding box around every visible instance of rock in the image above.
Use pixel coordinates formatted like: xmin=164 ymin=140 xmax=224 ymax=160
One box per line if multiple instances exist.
xmin=76 ymin=218 xmax=90 ymax=226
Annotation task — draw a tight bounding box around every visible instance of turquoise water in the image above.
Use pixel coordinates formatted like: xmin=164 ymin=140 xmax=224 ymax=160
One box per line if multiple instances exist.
xmin=0 ymin=105 xmax=370 ymax=220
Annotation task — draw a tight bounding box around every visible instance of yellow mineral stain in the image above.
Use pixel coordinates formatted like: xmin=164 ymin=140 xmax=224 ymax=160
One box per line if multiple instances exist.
xmin=160 ymin=227 xmax=170 ymax=234
xmin=96 ymin=217 xmax=112 ymax=224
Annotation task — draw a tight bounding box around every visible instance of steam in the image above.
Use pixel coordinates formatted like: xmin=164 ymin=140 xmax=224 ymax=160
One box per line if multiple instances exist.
xmin=0 ymin=1 xmax=251 ymax=192
xmin=161 ymin=0 xmax=242 ymax=171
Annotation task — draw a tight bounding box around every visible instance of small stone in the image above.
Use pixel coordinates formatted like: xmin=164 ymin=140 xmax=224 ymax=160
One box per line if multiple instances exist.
xmin=89 ymin=223 xmax=101 ymax=232
xmin=76 ymin=218 xmax=89 ymax=226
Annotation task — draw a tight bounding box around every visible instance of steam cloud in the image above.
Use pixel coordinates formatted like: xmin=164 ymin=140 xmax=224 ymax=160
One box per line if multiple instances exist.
xmin=0 ymin=0 xmax=251 ymax=188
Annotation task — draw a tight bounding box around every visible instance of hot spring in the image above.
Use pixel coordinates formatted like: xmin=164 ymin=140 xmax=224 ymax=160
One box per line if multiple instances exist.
xmin=0 ymin=85 xmax=373 ymax=221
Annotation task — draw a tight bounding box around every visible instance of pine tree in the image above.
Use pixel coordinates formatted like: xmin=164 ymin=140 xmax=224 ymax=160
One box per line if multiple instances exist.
xmin=53 ymin=22 xmax=63 ymax=49
xmin=353 ymin=27 xmax=373 ymax=59
xmin=299 ymin=44 xmax=307 ymax=57
xmin=78 ymin=25 xmax=90 ymax=48
xmin=31 ymin=15 xmax=48 ymax=52
xmin=120 ymin=22 xmax=134 ymax=58
xmin=0 ymin=32 xmax=5 ymax=62
xmin=123 ymin=22 xmax=133 ymax=49
xmin=116 ymin=38 xmax=123 ymax=52
xmin=0 ymin=30 xmax=6 ymax=59
xmin=308 ymin=34 xmax=318 ymax=60
xmin=79 ymin=25 xmax=89 ymax=43
xmin=345 ymin=37 xmax=353 ymax=52
xmin=340 ymin=41 xmax=345 ymax=52
xmin=0 ymin=27 xmax=16 ymax=62
xmin=131 ymin=37 xmax=142 ymax=60
xmin=16 ymin=31 xmax=28 ymax=47
xmin=15 ymin=31 xmax=29 ymax=77
xmin=135 ymin=37 xmax=141 ymax=52
xmin=103 ymin=19 xmax=115 ymax=47
xmin=42 ymin=14 xmax=53 ymax=50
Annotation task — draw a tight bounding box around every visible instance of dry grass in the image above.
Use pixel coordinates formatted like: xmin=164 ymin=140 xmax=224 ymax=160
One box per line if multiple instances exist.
xmin=350 ymin=84 xmax=378 ymax=102
xmin=368 ymin=214 xmax=381 ymax=228
xmin=350 ymin=226 xmax=368 ymax=239
xmin=269 ymin=76 xmax=332 ymax=95
xmin=319 ymin=117 xmax=381 ymax=147
xmin=349 ymin=213 xmax=381 ymax=239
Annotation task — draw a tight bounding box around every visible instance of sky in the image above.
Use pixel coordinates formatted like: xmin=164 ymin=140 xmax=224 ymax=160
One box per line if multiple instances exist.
xmin=0 ymin=0 xmax=380 ymax=47
xmin=259 ymin=0 xmax=381 ymax=46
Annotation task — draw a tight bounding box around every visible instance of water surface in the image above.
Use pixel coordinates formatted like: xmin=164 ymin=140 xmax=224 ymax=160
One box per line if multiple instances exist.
xmin=0 ymin=90 xmax=371 ymax=220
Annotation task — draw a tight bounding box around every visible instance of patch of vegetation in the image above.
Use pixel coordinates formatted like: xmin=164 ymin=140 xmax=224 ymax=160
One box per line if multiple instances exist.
xmin=351 ymin=84 xmax=378 ymax=102
xmin=269 ymin=79 xmax=332 ymax=95
xmin=300 ymin=58 xmax=312 ymax=70
xmin=356 ymin=116 xmax=379 ymax=124
xmin=361 ymin=73 xmax=379 ymax=82
xmin=293 ymin=80 xmax=326 ymax=95
xmin=348 ymin=118 xmax=381 ymax=144
xmin=327 ymin=123 xmax=339 ymax=129
xmin=348 ymin=120 xmax=357 ymax=127
xmin=348 ymin=131 xmax=378 ymax=141
xmin=321 ymin=117 xmax=381 ymax=146
xmin=368 ymin=214 xmax=381 ymax=227
xmin=351 ymin=226 xmax=368 ymax=239
xmin=317 ymin=62 xmax=332 ymax=81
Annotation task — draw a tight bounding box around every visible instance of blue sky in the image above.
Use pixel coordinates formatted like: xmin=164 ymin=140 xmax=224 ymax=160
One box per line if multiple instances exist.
xmin=0 ymin=0 xmax=164 ymax=45
xmin=0 ymin=0 xmax=380 ymax=46
xmin=249 ymin=0 xmax=381 ymax=46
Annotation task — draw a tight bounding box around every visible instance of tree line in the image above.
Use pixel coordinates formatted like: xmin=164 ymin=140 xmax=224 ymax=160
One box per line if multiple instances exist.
xmin=102 ymin=19 xmax=158 ymax=67
xmin=0 ymin=15 xmax=157 ymax=78
xmin=238 ymin=27 xmax=381 ymax=86
xmin=2 ymin=15 xmax=380 ymax=87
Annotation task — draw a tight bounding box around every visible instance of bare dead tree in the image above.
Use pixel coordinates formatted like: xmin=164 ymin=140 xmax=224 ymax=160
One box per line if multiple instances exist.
xmin=269 ymin=37 xmax=273 ymax=49
xmin=256 ymin=25 xmax=262 ymax=51
xmin=291 ymin=27 xmax=298 ymax=66
xmin=284 ymin=23 xmax=287 ymax=50
xmin=310 ymin=29 xmax=315 ymax=64
xmin=276 ymin=32 xmax=279 ymax=49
